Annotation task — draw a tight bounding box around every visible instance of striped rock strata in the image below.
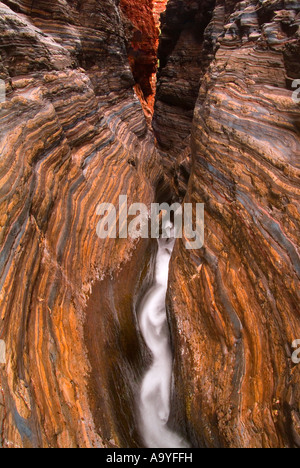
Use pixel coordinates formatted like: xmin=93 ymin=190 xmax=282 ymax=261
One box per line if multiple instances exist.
xmin=166 ymin=0 xmax=300 ymax=448
xmin=0 ymin=0 xmax=161 ymax=448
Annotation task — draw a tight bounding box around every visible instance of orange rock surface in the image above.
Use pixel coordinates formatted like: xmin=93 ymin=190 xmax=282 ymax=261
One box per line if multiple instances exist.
xmin=162 ymin=0 xmax=300 ymax=448
xmin=0 ymin=0 xmax=299 ymax=449
xmin=120 ymin=0 xmax=159 ymax=111
xmin=153 ymin=0 xmax=169 ymax=29
xmin=0 ymin=0 xmax=161 ymax=448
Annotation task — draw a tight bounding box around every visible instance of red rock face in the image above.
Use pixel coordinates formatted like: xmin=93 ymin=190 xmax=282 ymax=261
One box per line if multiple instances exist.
xmin=120 ymin=0 xmax=159 ymax=111
xmin=120 ymin=0 xmax=168 ymax=115
xmin=153 ymin=0 xmax=169 ymax=29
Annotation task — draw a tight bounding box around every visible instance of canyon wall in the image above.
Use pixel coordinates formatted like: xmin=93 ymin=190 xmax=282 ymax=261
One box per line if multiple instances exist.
xmin=0 ymin=0 xmax=161 ymax=448
xmin=120 ymin=0 xmax=158 ymax=113
xmin=153 ymin=0 xmax=226 ymax=197
xmin=153 ymin=0 xmax=169 ymax=29
xmin=0 ymin=0 xmax=299 ymax=450
xmin=154 ymin=0 xmax=217 ymax=157
xmin=119 ymin=0 xmax=168 ymax=118
xmin=165 ymin=0 xmax=300 ymax=448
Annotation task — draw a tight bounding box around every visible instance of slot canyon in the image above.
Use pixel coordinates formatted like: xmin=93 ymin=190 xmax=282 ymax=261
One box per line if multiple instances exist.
xmin=0 ymin=0 xmax=299 ymax=449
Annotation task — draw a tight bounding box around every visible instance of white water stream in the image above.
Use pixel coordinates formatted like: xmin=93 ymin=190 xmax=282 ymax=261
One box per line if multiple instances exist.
xmin=138 ymin=233 xmax=189 ymax=448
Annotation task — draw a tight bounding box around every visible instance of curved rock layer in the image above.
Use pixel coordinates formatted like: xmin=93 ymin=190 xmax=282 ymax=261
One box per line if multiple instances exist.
xmin=0 ymin=0 xmax=162 ymax=448
xmin=166 ymin=0 xmax=300 ymax=448
xmin=0 ymin=0 xmax=299 ymax=450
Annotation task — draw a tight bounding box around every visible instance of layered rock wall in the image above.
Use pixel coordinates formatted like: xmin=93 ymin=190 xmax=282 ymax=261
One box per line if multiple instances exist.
xmin=167 ymin=0 xmax=300 ymax=448
xmin=0 ymin=0 xmax=161 ymax=448
xmin=0 ymin=0 xmax=299 ymax=450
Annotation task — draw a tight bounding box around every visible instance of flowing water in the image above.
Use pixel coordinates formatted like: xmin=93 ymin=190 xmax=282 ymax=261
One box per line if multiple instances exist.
xmin=138 ymin=233 xmax=189 ymax=448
